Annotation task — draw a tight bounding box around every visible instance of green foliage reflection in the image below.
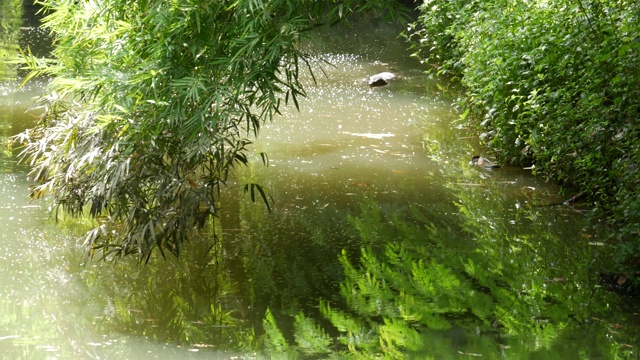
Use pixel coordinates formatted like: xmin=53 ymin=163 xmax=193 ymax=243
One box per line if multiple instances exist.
xmin=0 ymin=0 xmax=22 ymax=168
xmin=71 ymin=234 xmax=256 ymax=352
xmin=274 ymin=195 xmax=624 ymax=358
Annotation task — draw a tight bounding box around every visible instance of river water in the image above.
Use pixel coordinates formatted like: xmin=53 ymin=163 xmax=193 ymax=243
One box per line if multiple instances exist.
xmin=1 ymin=2 xmax=639 ymax=359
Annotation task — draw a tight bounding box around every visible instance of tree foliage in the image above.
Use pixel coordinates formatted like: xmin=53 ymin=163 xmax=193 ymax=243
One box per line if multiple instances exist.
xmin=407 ymin=0 xmax=640 ymax=271
xmin=15 ymin=0 xmax=408 ymax=261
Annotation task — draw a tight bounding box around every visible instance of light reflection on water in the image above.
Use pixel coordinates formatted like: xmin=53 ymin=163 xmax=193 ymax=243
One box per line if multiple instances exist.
xmin=1 ymin=8 xmax=638 ymax=360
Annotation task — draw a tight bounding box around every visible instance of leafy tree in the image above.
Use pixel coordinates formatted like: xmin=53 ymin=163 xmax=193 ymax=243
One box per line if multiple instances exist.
xmin=15 ymin=0 xmax=408 ymax=261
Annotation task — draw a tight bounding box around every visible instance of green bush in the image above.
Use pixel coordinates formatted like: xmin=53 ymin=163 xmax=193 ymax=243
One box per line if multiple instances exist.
xmin=408 ymin=0 xmax=640 ymax=271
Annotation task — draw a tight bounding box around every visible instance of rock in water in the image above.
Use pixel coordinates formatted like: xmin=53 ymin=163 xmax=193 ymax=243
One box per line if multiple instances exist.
xmin=368 ymin=72 xmax=396 ymax=87
xmin=469 ymin=156 xmax=500 ymax=169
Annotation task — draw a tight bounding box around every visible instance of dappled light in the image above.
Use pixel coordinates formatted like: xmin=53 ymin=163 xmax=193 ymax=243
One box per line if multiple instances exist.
xmin=1 ymin=1 xmax=639 ymax=359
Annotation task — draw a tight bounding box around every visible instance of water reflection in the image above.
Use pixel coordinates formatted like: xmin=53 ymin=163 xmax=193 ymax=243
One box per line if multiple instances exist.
xmin=2 ymin=5 xmax=639 ymax=359
xmin=235 ymin=166 xmax=629 ymax=358
xmin=1 ymin=0 xmax=50 ymax=176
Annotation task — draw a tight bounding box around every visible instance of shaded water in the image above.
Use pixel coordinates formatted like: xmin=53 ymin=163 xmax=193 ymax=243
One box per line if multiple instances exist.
xmin=2 ymin=3 xmax=640 ymax=359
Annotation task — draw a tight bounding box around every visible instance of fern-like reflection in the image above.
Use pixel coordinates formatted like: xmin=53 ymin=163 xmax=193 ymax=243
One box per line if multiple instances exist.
xmin=256 ymin=193 xmax=628 ymax=358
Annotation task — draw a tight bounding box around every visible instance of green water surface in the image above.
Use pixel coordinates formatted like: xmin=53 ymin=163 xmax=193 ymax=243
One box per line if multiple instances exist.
xmin=1 ymin=2 xmax=638 ymax=359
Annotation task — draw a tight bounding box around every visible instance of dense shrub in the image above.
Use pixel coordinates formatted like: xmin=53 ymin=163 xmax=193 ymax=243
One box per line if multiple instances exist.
xmin=408 ymin=0 xmax=640 ymax=271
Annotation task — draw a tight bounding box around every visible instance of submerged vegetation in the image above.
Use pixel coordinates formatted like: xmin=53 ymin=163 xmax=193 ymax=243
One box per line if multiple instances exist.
xmin=406 ymin=0 xmax=640 ymax=274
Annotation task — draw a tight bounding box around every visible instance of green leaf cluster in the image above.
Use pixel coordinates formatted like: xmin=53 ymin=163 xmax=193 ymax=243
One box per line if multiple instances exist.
xmin=14 ymin=0 xmax=407 ymax=261
xmin=407 ymin=0 xmax=640 ymax=271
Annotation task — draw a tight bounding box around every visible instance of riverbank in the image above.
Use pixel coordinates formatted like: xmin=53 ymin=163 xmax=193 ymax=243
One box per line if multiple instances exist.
xmin=406 ymin=0 xmax=640 ymax=276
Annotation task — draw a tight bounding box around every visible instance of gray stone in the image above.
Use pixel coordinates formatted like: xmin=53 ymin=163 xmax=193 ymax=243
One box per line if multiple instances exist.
xmin=368 ymin=72 xmax=396 ymax=87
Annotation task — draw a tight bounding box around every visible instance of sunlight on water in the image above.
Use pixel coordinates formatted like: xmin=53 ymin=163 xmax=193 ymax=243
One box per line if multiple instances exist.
xmin=1 ymin=5 xmax=637 ymax=359
xmin=249 ymin=40 xmax=452 ymax=212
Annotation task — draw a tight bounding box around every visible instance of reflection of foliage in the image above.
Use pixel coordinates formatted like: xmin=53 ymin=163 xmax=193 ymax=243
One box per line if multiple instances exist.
xmin=72 ymin=234 xmax=255 ymax=351
xmin=265 ymin=195 xmax=626 ymax=358
xmin=0 ymin=0 xmax=22 ymax=82
xmin=48 ymin=206 xmax=636 ymax=358
xmin=293 ymin=312 xmax=332 ymax=355
xmin=222 ymin=152 xmax=633 ymax=358
xmin=0 ymin=0 xmax=23 ymax=166
xmin=227 ymin=178 xmax=362 ymax=311
xmin=263 ymin=308 xmax=289 ymax=352
xmin=262 ymin=309 xmax=335 ymax=358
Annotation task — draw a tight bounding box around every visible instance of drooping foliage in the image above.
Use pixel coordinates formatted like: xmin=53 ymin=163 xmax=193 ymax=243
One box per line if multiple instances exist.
xmin=15 ymin=0 xmax=408 ymax=261
xmin=407 ymin=0 xmax=640 ymax=271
